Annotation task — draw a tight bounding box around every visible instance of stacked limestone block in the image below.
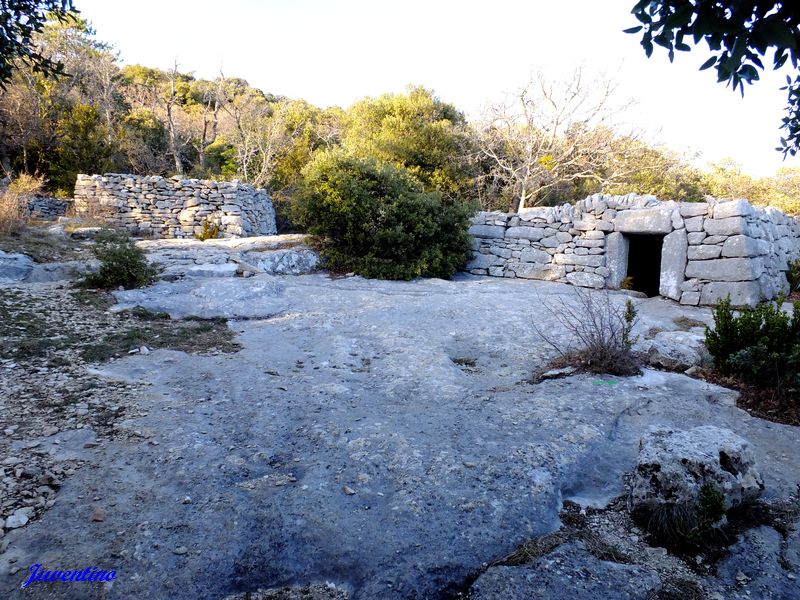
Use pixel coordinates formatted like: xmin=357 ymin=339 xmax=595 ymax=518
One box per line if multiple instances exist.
xmin=468 ymin=194 xmax=661 ymax=290
xmin=680 ymin=199 xmax=799 ymax=306
xmin=467 ymin=194 xmax=800 ymax=307
xmin=73 ymin=174 xmax=277 ymax=239
xmin=26 ymin=197 xmax=69 ymax=219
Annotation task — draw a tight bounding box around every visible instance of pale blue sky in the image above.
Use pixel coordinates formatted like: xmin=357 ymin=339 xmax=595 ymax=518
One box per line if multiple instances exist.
xmin=77 ymin=0 xmax=800 ymax=177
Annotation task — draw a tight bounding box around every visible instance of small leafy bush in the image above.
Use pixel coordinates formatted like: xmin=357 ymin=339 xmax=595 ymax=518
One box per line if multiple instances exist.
xmin=293 ymin=149 xmax=473 ymax=280
xmin=705 ymin=296 xmax=800 ymax=392
xmin=194 ymin=219 xmax=220 ymax=241
xmin=81 ymin=231 xmax=158 ymax=290
xmin=788 ymin=258 xmax=800 ymax=293
xmin=537 ymin=289 xmax=640 ymax=376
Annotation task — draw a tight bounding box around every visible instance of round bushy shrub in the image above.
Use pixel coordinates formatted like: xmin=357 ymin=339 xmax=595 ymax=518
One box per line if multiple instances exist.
xmin=82 ymin=231 xmax=158 ymax=290
xmin=294 ymin=150 xmax=473 ymax=280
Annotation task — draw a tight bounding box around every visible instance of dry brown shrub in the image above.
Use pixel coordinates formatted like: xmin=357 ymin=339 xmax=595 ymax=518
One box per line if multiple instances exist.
xmin=535 ymin=288 xmax=641 ymax=376
xmin=0 ymin=193 xmax=24 ymax=235
xmin=0 ymin=174 xmax=45 ymax=235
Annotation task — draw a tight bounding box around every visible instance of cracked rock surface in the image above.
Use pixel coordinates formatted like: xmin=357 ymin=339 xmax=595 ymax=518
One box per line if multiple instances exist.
xmin=1 ymin=274 xmax=799 ymax=599
xmin=138 ymin=234 xmax=319 ymax=280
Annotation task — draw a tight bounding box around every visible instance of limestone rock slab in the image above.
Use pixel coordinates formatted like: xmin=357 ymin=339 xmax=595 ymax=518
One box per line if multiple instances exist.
xmin=685 ymin=257 xmax=763 ymax=281
xmin=629 ymin=426 xmax=764 ymax=514
xmin=467 ymin=253 xmax=502 ymax=270
xmin=519 ymin=248 xmax=551 ymax=263
xmin=637 ymin=330 xmax=711 ymax=371
xmin=468 ymin=224 xmax=506 ymax=239
xmin=684 ymin=216 xmax=704 ymax=232
xmin=0 ymin=250 xmax=34 ymax=282
xmin=679 ymin=203 xmax=709 ymax=217
xmin=687 ymin=245 xmax=721 ymax=260
xmin=703 ymin=217 xmax=748 ymax=236
xmin=614 ymin=208 xmax=673 ymax=234
xmin=470 ymin=542 xmax=661 ymax=600
xmin=513 ymin=263 xmax=565 ymax=281
xmin=185 ymin=263 xmax=239 ymax=278
xmin=700 ymin=281 xmax=761 ymax=307
xmin=721 ymin=235 xmax=765 ymax=258
xmin=566 ymin=271 xmax=605 ymax=288
xmin=713 ymin=199 xmax=753 ymax=219
xmin=605 ymin=232 xmax=629 ymax=289
xmin=659 ymin=229 xmax=687 ymax=301
xmin=505 ymin=226 xmax=544 ymax=241
xmin=249 ymin=248 xmax=320 ymax=275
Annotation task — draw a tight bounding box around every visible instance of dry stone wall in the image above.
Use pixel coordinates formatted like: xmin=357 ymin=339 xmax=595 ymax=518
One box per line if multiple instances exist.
xmin=468 ymin=194 xmax=800 ymax=306
xmin=25 ymin=196 xmax=69 ymax=219
xmin=73 ymin=174 xmax=276 ymax=239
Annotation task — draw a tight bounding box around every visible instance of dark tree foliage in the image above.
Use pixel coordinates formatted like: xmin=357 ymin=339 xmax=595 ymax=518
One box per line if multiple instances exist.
xmin=0 ymin=0 xmax=75 ymax=86
xmin=625 ymin=1 xmax=800 ymax=155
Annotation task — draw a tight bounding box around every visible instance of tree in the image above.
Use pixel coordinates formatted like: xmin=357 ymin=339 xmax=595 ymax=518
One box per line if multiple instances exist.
xmin=186 ymin=75 xmax=225 ymax=175
xmin=764 ymin=166 xmax=800 ymax=214
xmin=0 ymin=65 xmax=60 ymax=175
xmin=35 ymin=13 xmax=121 ymax=142
xmin=626 ymin=0 xmax=800 ymax=155
xmin=165 ymin=61 xmax=186 ymax=175
xmin=117 ymin=107 xmax=170 ymax=175
xmin=268 ymin=101 xmax=342 ymax=193
xmin=220 ymin=79 xmax=271 ymax=183
xmin=702 ymin=159 xmax=800 ymax=214
xmin=48 ymin=102 xmax=112 ymax=192
xmin=342 ymin=86 xmax=477 ymax=199
xmin=0 ymin=0 xmax=75 ymax=86
xmin=0 ymin=12 xmax=119 ymax=179
xmin=477 ymin=69 xmax=639 ymax=211
xmin=703 ymin=157 xmax=768 ymax=200
xmin=602 ymin=139 xmax=708 ymax=202
xmin=120 ymin=63 xmax=194 ymax=176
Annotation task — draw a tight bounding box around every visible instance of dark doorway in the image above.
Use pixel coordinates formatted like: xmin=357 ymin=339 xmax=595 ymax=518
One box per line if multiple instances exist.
xmin=625 ymin=234 xmax=665 ymax=297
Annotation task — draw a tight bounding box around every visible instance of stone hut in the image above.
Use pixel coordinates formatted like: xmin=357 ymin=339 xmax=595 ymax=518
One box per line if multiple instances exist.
xmin=467 ymin=194 xmax=800 ymax=307
xmin=73 ymin=173 xmax=277 ymax=239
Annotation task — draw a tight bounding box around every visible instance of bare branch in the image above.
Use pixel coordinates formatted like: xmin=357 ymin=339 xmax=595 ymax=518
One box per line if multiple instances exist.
xmin=477 ymin=68 xmax=638 ymax=211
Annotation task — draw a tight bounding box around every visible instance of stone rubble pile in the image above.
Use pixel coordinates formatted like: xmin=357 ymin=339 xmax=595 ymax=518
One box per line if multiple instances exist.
xmin=468 ymin=194 xmax=800 ymax=306
xmin=73 ymin=173 xmax=277 ymax=239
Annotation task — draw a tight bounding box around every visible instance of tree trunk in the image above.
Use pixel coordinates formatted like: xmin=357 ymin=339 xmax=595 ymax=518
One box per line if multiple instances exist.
xmin=166 ymin=65 xmax=184 ymax=176
xmin=166 ymin=101 xmax=183 ymax=176
xmin=0 ymin=147 xmax=14 ymax=178
xmin=198 ymin=96 xmax=220 ymax=174
xmin=511 ymin=186 xmax=528 ymax=213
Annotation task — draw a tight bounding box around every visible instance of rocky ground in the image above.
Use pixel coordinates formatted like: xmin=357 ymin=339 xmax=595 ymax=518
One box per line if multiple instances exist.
xmin=0 ymin=244 xmax=799 ymax=599
xmin=0 ymin=283 xmax=240 ymax=564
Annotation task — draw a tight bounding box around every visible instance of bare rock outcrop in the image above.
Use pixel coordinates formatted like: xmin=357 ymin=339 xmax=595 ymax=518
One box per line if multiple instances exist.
xmin=629 ymin=426 xmax=764 ymax=514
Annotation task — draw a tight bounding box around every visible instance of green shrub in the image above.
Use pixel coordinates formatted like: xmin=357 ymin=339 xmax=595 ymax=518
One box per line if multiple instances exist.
xmin=644 ymin=483 xmax=726 ymax=551
xmin=194 ymin=219 xmax=220 ymax=241
xmin=81 ymin=231 xmax=158 ymax=290
xmin=294 ymin=149 xmax=474 ymax=280
xmin=788 ymin=258 xmax=800 ymax=292
xmin=705 ymin=295 xmax=800 ymax=391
